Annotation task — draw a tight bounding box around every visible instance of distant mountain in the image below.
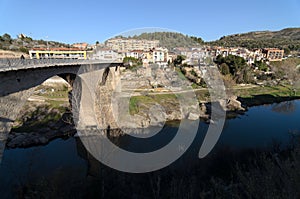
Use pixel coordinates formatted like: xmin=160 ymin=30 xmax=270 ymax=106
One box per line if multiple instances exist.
xmin=114 ymin=32 xmax=203 ymax=50
xmin=206 ymin=28 xmax=300 ymax=51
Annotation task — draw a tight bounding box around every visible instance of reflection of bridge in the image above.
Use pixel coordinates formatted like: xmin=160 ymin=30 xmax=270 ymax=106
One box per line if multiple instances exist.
xmin=0 ymin=59 xmax=123 ymax=163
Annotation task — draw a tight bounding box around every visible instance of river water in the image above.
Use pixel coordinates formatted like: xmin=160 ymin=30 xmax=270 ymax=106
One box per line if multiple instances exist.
xmin=0 ymin=100 xmax=299 ymax=198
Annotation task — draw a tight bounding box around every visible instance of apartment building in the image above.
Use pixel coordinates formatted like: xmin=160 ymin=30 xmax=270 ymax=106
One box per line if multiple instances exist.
xmin=262 ymin=48 xmax=284 ymax=61
xmin=105 ymin=38 xmax=159 ymax=52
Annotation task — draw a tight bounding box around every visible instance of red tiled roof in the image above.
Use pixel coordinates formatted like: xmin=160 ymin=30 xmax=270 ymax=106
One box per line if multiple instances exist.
xmin=31 ymin=47 xmax=83 ymax=51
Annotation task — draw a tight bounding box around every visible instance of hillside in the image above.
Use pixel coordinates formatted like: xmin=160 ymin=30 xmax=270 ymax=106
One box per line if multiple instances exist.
xmin=0 ymin=33 xmax=70 ymax=54
xmin=115 ymin=32 xmax=203 ymax=50
xmin=206 ymin=28 xmax=300 ymax=51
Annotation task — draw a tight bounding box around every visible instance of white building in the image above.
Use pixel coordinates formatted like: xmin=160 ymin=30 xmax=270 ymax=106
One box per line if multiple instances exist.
xmin=91 ymin=47 xmax=122 ymax=61
xmin=152 ymin=47 xmax=168 ymax=63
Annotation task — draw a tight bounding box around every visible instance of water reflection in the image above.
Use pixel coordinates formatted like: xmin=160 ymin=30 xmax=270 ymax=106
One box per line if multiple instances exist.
xmin=271 ymin=100 xmax=296 ymax=114
xmin=0 ymin=100 xmax=300 ymax=198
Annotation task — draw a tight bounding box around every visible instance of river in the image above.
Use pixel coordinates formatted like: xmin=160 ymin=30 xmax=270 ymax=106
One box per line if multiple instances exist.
xmin=0 ymin=100 xmax=299 ymax=198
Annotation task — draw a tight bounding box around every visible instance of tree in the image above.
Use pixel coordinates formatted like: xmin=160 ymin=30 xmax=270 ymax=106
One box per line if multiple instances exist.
xmin=123 ymin=56 xmax=142 ymax=69
xmin=220 ymin=63 xmax=230 ymax=75
xmin=2 ymin=33 xmax=12 ymax=41
xmin=253 ymin=60 xmax=268 ymax=72
xmin=96 ymin=41 xmax=100 ymax=45
xmin=173 ymin=55 xmax=186 ymax=67
xmin=190 ymin=36 xmax=204 ymax=44
xmin=215 ymin=54 xmax=247 ymax=76
xmin=283 ymin=48 xmax=290 ymax=56
xmin=19 ymin=47 xmax=29 ymax=54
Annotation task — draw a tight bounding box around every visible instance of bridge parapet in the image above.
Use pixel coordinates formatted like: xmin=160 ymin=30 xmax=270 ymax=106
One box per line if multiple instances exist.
xmin=0 ymin=58 xmax=122 ymax=72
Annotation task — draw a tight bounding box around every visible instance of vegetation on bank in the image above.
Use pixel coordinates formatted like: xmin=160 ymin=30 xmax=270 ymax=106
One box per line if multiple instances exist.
xmin=11 ymin=84 xmax=70 ymax=132
xmin=12 ymin=104 xmax=68 ymax=132
xmin=128 ymin=55 xmax=300 ymax=114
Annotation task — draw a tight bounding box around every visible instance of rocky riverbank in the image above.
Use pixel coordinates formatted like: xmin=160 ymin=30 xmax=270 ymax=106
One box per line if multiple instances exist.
xmin=7 ymin=65 xmax=296 ymax=148
xmin=6 ymin=95 xmax=245 ymax=149
xmin=7 ymin=104 xmax=76 ymax=149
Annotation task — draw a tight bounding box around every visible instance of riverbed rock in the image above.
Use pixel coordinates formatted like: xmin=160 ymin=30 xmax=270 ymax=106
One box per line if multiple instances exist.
xmin=149 ymin=104 xmax=167 ymax=126
xmin=226 ymin=96 xmax=245 ymax=111
xmin=38 ymin=137 xmax=48 ymax=144
xmin=187 ymin=112 xmax=199 ymax=120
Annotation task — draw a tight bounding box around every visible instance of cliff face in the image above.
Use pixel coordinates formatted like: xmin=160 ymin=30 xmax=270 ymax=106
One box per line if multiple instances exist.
xmin=94 ymin=66 xmax=247 ymax=129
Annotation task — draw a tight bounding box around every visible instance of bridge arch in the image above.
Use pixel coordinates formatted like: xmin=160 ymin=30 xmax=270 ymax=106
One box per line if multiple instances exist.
xmin=0 ymin=62 xmax=122 ymax=163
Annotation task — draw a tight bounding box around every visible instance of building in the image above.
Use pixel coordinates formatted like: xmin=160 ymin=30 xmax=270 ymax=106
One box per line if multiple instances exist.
xmin=91 ymin=47 xmax=122 ymax=61
xmin=152 ymin=47 xmax=168 ymax=63
xmin=125 ymin=50 xmax=145 ymax=60
xmin=262 ymin=48 xmax=284 ymax=61
xmin=105 ymin=38 xmax=159 ymax=52
xmin=29 ymin=48 xmax=87 ymax=59
xmin=72 ymin=42 xmax=89 ymax=50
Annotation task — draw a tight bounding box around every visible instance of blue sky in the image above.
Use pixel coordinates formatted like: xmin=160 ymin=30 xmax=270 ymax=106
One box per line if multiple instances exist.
xmin=0 ymin=0 xmax=299 ymax=44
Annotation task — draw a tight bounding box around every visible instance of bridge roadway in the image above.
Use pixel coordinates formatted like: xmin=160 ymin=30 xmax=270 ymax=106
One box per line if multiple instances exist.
xmin=0 ymin=58 xmax=123 ymax=163
xmin=0 ymin=58 xmax=122 ymax=72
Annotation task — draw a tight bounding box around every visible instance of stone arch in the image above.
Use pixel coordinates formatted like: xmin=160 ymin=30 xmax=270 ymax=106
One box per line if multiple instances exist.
xmin=0 ymin=64 xmax=122 ymax=163
xmin=0 ymin=69 xmax=79 ymax=163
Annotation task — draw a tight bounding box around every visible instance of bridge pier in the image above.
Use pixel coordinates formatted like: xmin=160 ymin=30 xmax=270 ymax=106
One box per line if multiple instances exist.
xmin=74 ymin=66 xmax=121 ymax=131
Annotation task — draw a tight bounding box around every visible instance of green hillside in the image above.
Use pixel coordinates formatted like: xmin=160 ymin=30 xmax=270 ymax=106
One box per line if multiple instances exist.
xmin=114 ymin=32 xmax=204 ymax=50
xmin=206 ymin=28 xmax=300 ymax=51
xmin=0 ymin=33 xmax=70 ymax=53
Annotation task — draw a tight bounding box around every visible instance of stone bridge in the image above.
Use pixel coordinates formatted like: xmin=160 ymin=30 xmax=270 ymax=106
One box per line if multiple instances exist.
xmin=0 ymin=59 xmax=123 ymax=163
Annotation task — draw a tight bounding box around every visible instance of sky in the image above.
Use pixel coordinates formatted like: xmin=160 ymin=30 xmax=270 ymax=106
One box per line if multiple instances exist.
xmin=0 ymin=0 xmax=299 ymax=44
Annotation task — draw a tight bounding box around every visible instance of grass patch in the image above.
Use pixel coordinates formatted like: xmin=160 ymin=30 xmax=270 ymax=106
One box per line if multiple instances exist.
xmin=233 ymin=85 xmax=297 ymax=98
xmin=234 ymin=84 xmax=300 ymax=106
xmin=129 ymin=97 xmax=139 ymax=115
xmin=191 ymin=83 xmax=200 ymax=89
xmin=38 ymin=90 xmax=68 ymax=99
xmin=129 ymin=94 xmax=179 ymax=115
xmin=175 ymin=67 xmax=186 ymax=80
xmin=46 ymin=100 xmax=68 ymax=108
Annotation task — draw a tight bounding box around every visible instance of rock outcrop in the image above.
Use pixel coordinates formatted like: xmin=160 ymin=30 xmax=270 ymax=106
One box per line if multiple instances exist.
xmin=226 ymin=96 xmax=245 ymax=111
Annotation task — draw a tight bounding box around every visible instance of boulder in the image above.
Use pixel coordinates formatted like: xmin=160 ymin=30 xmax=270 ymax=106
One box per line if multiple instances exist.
xmin=226 ymin=96 xmax=245 ymax=111
xmin=187 ymin=112 xmax=199 ymax=120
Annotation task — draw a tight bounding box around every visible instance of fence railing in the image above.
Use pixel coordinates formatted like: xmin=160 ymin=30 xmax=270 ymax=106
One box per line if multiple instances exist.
xmin=0 ymin=58 xmax=122 ymax=71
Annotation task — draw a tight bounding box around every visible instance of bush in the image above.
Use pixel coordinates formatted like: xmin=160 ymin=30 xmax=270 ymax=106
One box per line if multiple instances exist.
xmin=253 ymin=60 xmax=268 ymax=71
xmin=19 ymin=47 xmax=29 ymax=54
xmin=220 ymin=63 xmax=230 ymax=75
